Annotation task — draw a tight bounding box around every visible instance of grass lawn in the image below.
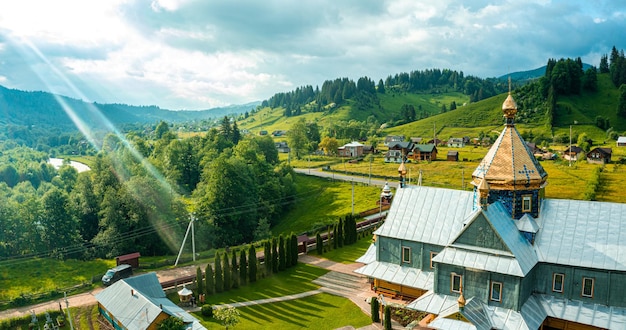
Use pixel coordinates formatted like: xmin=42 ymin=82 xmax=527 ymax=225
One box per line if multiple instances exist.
xmin=271 ymin=175 xmax=382 ymax=235
xmin=0 ymin=258 xmax=115 ymax=303
xmin=168 ymin=263 xmax=329 ymax=306
xmin=313 ymin=235 xmax=374 ymax=264
xmin=194 ymin=293 xmax=372 ymax=330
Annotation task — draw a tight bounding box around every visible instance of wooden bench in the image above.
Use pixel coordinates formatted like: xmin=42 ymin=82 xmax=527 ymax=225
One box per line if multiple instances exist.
xmin=375 ymin=287 xmax=398 ymax=298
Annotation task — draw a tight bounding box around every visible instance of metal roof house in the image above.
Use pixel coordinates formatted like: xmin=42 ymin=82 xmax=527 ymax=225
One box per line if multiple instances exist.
xmin=96 ymin=272 xmax=206 ymax=330
xmin=355 ymin=93 xmax=626 ymax=330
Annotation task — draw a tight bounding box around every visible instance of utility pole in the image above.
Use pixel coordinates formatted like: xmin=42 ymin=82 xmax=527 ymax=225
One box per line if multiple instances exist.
xmin=369 ymin=156 xmax=372 ymax=185
xmin=191 ymin=214 xmax=196 ymax=262
xmin=569 ymin=125 xmax=572 ymax=167
xmin=65 ymin=292 xmax=74 ymax=330
xmin=175 ymin=215 xmax=196 ymax=266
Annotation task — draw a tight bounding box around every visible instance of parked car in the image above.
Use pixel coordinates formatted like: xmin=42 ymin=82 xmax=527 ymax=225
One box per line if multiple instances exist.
xmin=102 ymin=264 xmax=133 ymax=286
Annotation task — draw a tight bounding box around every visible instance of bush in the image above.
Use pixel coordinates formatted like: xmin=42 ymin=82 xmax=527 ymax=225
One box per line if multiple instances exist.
xmin=201 ymin=304 xmax=213 ymax=317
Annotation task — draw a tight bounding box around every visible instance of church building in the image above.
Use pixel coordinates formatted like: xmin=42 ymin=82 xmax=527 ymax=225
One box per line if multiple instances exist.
xmin=355 ymin=92 xmax=626 ymax=329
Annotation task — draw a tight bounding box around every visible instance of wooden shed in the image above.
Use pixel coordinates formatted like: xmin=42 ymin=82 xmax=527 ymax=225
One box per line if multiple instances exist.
xmin=447 ymin=150 xmax=459 ymax=161
xmin=116 ymin=252 xmax=141 ymax=268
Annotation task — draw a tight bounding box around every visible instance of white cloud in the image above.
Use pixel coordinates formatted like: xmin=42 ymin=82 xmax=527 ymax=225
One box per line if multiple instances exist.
xmin=0 ymin=0 xmax=626 ymax=109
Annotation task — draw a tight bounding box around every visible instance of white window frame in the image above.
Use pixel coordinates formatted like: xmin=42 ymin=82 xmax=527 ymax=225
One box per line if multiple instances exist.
xmin=552 ymin=273 xmax=564 ymax=293
xmin=522 ymin=195 xmax=532 ymax=212
xmin=402 ymin=246 xmax=411 ymax=264
xmin=430 ymin=251 xmax=437 ymax=269
xmin=451 ymin=273 xmax=462 ymax=293
xmin=490 ymin=281 xmax=503 ymax=302
xmin=582 ymin=277 xmax=594 ymax=298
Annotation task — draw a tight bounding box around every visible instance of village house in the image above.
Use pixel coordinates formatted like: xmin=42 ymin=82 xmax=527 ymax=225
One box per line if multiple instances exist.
xmin=384 ymin=135 xmax=404 ymax=146
xmin=586 ymin=147 xmax=612 ymax=164
xmin=385 ymin=142 xmax=413 ymax=163
xmin=96 ymin=273 xmax=205 ymax=330
xmin=447 ymin=138 xmax=465 ymax=148
xmin=617 ymin=136 xmax=626 ymax=147
xmin=338 ymin=141 xmax=365 ymax=157
xmin=355 ymin=93 xmax=626 ymax=329
xmin=409 ymin=144 xmax=437 ymax=161
xmin=562 ymin=145 xmax=584 ymax=161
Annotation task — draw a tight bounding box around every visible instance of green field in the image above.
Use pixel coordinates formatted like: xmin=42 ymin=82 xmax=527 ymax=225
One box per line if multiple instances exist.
xmin=0 ymin=258 xmax=114 ymax=303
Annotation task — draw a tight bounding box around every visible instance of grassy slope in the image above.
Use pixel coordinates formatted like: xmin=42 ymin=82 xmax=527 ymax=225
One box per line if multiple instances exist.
xmin=271 ymin=174 xmax=382 ymax=235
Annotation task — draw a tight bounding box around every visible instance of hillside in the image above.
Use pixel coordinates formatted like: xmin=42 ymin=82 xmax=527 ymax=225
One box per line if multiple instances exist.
xmin=0 ymin=85 xmax=258 ymax=130
xmin=242 ymin=72 xmax=624 ymax=145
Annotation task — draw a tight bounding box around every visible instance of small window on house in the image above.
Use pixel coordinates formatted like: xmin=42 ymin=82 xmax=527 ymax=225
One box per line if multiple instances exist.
xmin=552 ymin=273 xmax=564 ymax=293
xmin=582 ymin=277 xmax=594 ymax=298
xmin=430 ymin=252 xmax=437 ymax=269
xmin=451 ymin=273 xmax=462 ymax=293
xmin=490 ymin=281 xmax=502 ymax=302
xmin=522 ymin=195 xmax=532 ymax=212
xmin=402 ymin=246 xmax=411 ymax=263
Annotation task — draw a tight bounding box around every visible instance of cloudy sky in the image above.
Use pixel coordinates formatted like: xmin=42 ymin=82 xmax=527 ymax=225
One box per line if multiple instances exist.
xmin=0 ymin=0 xmax=625 ymax=110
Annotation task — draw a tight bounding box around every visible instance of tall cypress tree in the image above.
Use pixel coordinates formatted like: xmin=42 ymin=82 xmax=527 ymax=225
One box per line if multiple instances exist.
xmin=278 ymin=235 xmax=286 ymax=271
xmin=338 ymin=218 xmax=344 ymax=248
xmin=214 ymin=252 xmax=223 ymax=293
xmin=205 ymin=263 xmax=214 ymax=295
xmin=264 ymin=241 xmax=272 ymax=275
xmin=316 ymin=232 xmax=323 ymax=255
xmin=249 ymin=245 xmax=257 ymax=283
xmin=223 ymin=252 xmax=231 ymax=291
xmin=272 ymin=237 xmax=279 ymax=273
xmin=285 ymin=235 xmax=292 ymax=268
xmin=196 ymin=266 xmax=204 ymax=296
xmin=291 ymin=234 xmax=299 ymax=267
xmin=231 ymin=250 xmax=239 ymax=289
xmin=333 ymin=225 xmax=338 ymax=249
xmin=239 ymin=249 xmax=247 ymax=286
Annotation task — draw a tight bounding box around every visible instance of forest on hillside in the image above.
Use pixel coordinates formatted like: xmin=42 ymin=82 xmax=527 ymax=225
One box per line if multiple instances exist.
xmin=260 ymin=68 xmax=510 ymax=120
xmin=0 ymin=119 xmax=297 ymax=261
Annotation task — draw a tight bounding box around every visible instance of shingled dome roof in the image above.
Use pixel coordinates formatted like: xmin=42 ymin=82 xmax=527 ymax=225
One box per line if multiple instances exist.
xmin=472 ymin=94 xmax=547 ymax=190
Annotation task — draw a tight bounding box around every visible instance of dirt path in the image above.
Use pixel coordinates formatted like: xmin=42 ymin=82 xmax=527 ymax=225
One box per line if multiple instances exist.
xmin=0 ymin=264 xmax=202 ymax=320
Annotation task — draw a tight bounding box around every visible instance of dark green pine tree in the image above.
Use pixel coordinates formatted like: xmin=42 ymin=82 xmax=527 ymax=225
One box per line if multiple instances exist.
xmin=248 ymin=245 xmax=258 ymax=283
xmin=278 ymin=235 xmax=286 ymax=271
xmin=316 ymin=232 xmax=323 ymax=255
xmin=337 ymin=218 xmax=344 ymax=248
xmin=223 ymin=252 xmax=231 ymax=291
xmin=371 ymin=297 xmax=380 ymax=322
xmin=196 ymin=267 xmax=204 ymax=296
xmin=231 ymin=250 xmax=239 ymax=289
xmin=384 ymin=306 xmax=392 ymax=330
xmin=271 ymin=237 xmax=279 ymax=273
xmin=214 ymin=252 xmax=223 ymax=293
xmin=285 ymin=235 xmax=292 ymax=268
xmin=291 ymin=234 xmax=299 ymax=267
xmin=239 ymin=249 xmax=247 ymax=286
xmin=205 ymin=263 xmax=214 ymax=295
xmin=264 ymin=241 xmax=272 ymax=275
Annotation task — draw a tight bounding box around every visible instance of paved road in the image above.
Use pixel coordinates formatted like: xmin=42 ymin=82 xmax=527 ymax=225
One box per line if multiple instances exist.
xmin=293 ymin=167 xmax=400 ymax=189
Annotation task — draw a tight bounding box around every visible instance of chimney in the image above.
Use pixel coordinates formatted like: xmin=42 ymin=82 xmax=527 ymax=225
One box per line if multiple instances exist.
xmin=131 ymin=289 xmax=134 ymax=296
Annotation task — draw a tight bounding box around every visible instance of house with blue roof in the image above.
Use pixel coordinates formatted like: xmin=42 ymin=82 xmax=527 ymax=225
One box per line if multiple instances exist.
xmin=355 ymin=93 xmax=626 ymax=329
xmin=95 ymin=272 xmax=206 ymax=330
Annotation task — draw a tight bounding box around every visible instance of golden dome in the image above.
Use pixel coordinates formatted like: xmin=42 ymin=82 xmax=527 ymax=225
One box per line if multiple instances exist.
xmin=502 ymin=94 xmax=518 ymax=120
